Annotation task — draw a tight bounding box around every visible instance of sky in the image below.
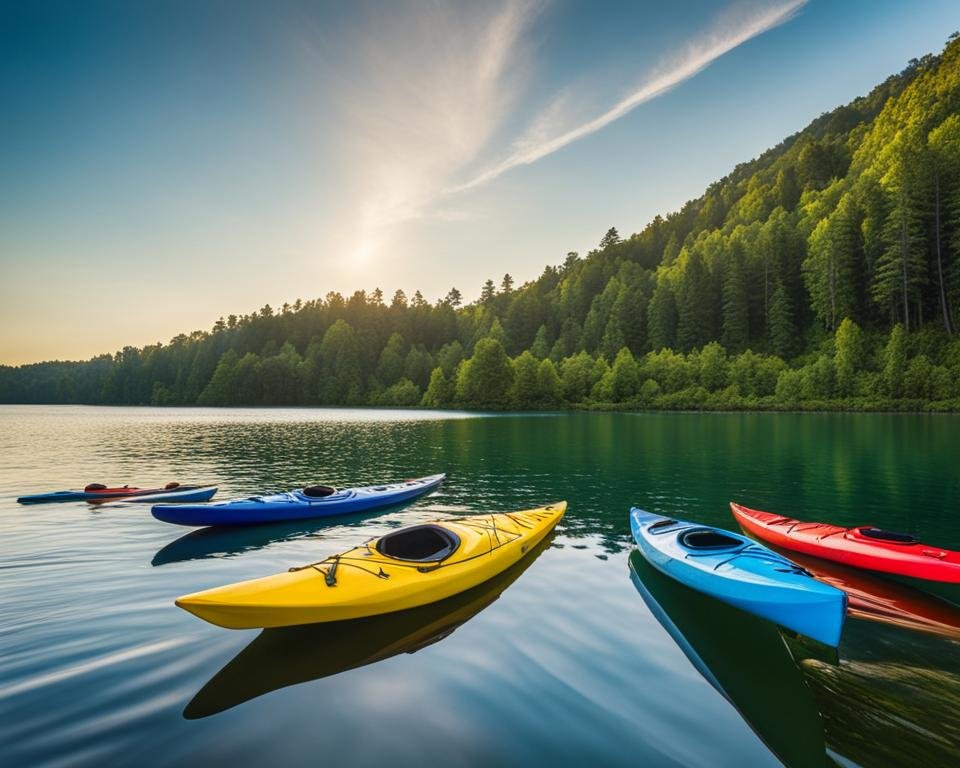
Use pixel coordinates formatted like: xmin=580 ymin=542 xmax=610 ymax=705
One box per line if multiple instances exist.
xmin=1 ymin=0 xmax=959 ymax=364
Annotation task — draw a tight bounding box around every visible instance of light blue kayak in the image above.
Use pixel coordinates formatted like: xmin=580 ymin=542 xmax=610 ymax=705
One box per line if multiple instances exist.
xmin=630 ymin=508 xmax=846 ymax=647
xmin=152 ymin=474 xmax=445 ymax=527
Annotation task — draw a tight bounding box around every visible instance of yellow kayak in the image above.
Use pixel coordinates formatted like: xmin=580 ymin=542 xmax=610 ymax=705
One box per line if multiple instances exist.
xmin=176 ymin=502 xmax=566 ymax=629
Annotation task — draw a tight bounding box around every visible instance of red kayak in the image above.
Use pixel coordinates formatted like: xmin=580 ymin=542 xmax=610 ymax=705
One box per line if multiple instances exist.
xmin=730 ymin=502 xmax=960 ymax=583
xmin=17 ymin=482 xmax=186 ymax=504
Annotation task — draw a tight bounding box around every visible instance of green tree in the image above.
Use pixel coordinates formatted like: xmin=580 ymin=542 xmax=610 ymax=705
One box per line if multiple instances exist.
xmin=536 ymin=359 xmax=561 ymax=406
xmin=804 ymin=193 xmax=862 ymax=331
xmin=882 ymin=324 xmax=908 ymax=397
xmin=559 ymin=352 xmax=605 ymax=402
xmin=480 ymin=279 xmax=496 ymax=303
xmin=421 ymin=367 xmax=454 ymax=407
xmin=609 ymin=347 xmax=640 ymax=401
xmin=872 ymin=137 xmax=928 ymax=330
xmin=721 ymin=252 xmax=749 ymax=352
xmin=834 ymin=318 xmax=864 ymax=396
xmin=378 ymin=378 xmax=421 ymax=406
xmin=599 ymin=227 xmax=621 ymax=249
xmin=511 ymin=351 xmax=543 ymax=408
xmin=456 ymin=338 xmax=514 ymax=407
xmin=318 ymin=319 xmax=362 ymax=404
xmin=376 ymin=332 xmax=406 ymax=386
xmin=698 ymin=342 xmax=728 ymax=391
xmin=436 ymin=341 xmax=465 ymax=376
xmin=647 ymin=277 xmax=678 ymax=351
xmin=445 ymin=287 xmax=463 ymax=307
xmin=928 ymin=115 xmax=960 ymax=333
xmin=404 ymin=345 xmax=434 ymax=389
xmin=767 ymin=280 xmax=797 ymax=360
xmin=530 ymin=325 xmax=550 ymax=359
xmin=676 ymin=250 xmax=714 ymax=351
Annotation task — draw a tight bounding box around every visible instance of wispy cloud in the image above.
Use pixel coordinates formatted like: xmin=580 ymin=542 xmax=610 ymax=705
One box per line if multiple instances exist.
xmin=454 ymin=0 xmax=808 ymax=192
xmin=323 ymin=0 xmax=541 ymax=264
xmin=318 ymin=0 xmax=806 ymax=264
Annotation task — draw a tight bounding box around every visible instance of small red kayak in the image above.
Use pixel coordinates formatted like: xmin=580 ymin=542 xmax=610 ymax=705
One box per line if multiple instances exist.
xmin=18 ymin=482 xmax=187 ymax=504
xmin=730 ymin=502 xmax=960 ymax=583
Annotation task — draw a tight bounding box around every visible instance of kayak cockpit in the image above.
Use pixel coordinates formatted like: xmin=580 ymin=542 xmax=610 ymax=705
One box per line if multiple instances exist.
xmin=679 ymin=528 xmax=743 ymax=551
xmin=301 ymin=485 xmax=337 ymax=498
xmin=376 ymin=524 xmax=461 ymax=562
xmin=855 ymin=526 xmax=919 ymax=544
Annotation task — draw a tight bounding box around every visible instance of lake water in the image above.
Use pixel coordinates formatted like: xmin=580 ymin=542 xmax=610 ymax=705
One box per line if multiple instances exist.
xmin=1 ymin=405 xmax=959 ymax=767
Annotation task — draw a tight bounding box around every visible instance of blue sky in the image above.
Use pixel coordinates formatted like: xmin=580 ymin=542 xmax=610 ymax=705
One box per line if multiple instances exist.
xmin=1 ymin=0 xmax=959 ymax=363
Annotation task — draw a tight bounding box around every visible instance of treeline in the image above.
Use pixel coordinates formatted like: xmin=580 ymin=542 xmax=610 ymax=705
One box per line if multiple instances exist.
xmin=5 ymin=36 xmax=960 ymax=411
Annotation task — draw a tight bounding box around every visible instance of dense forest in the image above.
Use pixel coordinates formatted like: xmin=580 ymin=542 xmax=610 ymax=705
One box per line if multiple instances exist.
xmin=6 ymin=36 xmax=960 ymax=412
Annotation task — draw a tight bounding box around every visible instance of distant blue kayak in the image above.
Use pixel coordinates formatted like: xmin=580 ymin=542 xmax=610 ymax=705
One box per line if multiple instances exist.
xmin=630 ymin=508 xmax=846 ymax=647
xmin=152 ymin=474 xmax=445 ymax=527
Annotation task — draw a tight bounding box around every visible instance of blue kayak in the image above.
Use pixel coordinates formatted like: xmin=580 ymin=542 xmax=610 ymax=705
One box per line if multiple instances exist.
xmin=152 ymin=474 xmax=445 ymax=527
xmin=630 ymin=508 xmax=846 ymax=647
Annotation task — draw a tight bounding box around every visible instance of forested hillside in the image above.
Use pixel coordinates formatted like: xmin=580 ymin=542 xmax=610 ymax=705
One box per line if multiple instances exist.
xmin=6 ymin=36 xmax=960 ymax=411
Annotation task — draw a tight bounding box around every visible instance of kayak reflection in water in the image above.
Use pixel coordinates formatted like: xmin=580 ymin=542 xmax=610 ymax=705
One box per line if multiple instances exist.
xmin=789 ymin=618 xmax=960 ymax=767
xmin=628 ymin=551 xmax=827 ymax=768
xmin=765 ymin=546 xmax=960 ymax=641
xmin=151 ymin=501 xmax=416 ymax=567
xmin=184 ymin=534 xmax=555 ymax=719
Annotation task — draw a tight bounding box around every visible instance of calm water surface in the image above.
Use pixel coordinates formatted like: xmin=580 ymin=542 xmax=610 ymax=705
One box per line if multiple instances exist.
xmin=1 ymin=406 xmax=959 ymax=767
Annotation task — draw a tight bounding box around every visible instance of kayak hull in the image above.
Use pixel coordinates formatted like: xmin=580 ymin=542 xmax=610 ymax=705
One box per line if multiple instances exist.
xmin=18 ymin=484 xmax=200 ymax=504
xmin=631 ymin=508 xmax=846 ymax=647
xmin=152 ymin=474 xmax=445 ymax=527
xmin=105 ymin=486 xmax=218 ymax=504
xmin=176 ymin=502 xmax=565 ymax=628
xmin=731 ymin=502 xmax=960 ymax=583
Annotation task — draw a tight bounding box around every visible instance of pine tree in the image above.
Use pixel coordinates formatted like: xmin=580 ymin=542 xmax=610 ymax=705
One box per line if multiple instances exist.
xmin=456 ymin=338 xmax=514 ymax=407
xmin=376 ymin=332 xmax=406 ymax=385
xmin=530 ymin=325 xmax=550 ymax=359
xmin=872 ymin=140 xmax=927 ymax=330
xmin=929 ymin=115 xmax=960 ymax=333
xmin=804 ymin=194 xmax=861 ymax=331
xmin=834 ymin=318 xmax=864 ymax=396
xmin=480 ymin=279 xmax=496 ymax=303
xmin=421 ymin=367 xmax=453 ymax=407
xmin=721 ymin=253 xmax=749 ymax=352
xmin=768 ymin=280 xmax=796 ymax=359
xmin=647 ymin=277 xmax=677 ymax=351
xmin=500 ymin=274 xmax=514 ymax=294
xmin=882 ymin=324 xmax=908 ymax=397
xmin=599 ymin=227 xmax=621 ymax=249
xmin=445 ymin=287 xmax=463 ymax=307
xmin=676 ymin=251 xmax=713 ymax=351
